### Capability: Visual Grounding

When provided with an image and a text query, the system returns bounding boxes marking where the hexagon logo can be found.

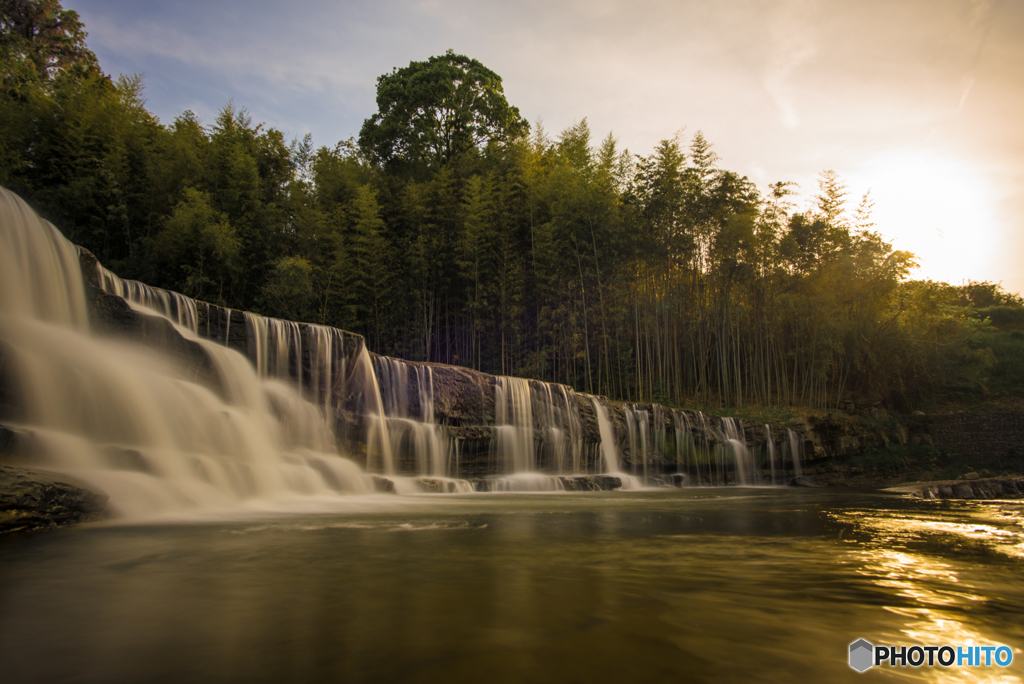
[849,639,874,672]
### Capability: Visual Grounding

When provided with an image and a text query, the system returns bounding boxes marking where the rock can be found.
[670,473,687,487]
[960,472,981,480]
[868,407,888,421]
[596,475,623,490]
[789,476,824,488]
[0,465,108,533]
[999,480,1021,498]
[371,476,395,493]
[912,411,926,417]
[104,446,154,473]
[953,482,975,499]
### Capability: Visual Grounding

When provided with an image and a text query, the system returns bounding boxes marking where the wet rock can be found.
[559,476,600,492]
[414,478,441,493]
[371,476,395,493]
[413,477,471,493]
[789,476,824,488]
[104,447,154,473]
[596,475,623,490]
[953,482,975,499]
[0,465,108,533]
[670,473,688,487]
[960,472,981,481]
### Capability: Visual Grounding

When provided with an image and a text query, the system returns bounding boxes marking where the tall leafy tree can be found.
[358,50,529,174]
[0,0,97,91]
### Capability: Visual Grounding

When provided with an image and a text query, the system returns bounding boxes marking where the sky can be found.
[65,0,1024,294]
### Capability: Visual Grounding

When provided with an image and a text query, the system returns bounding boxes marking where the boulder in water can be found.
[0,465,108,533]
[371,476,396,493]
[789,476,824,488]
[595,475,623,490]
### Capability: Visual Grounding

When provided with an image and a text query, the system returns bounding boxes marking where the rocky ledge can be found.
[884,476,1024,501]
[0,466,108,534]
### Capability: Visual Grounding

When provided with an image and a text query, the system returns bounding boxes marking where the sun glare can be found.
[849,150,998,285]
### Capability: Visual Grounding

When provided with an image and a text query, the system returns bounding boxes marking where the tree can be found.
[358,50,528,173]
[815,169,848,227]
[0,0,97,91]
[155,188,239,303]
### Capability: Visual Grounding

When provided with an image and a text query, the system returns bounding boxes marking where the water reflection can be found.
[0,490,1021,683]
[833,505,1024,683]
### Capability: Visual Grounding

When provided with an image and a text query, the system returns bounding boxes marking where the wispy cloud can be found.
[764,0,817,128]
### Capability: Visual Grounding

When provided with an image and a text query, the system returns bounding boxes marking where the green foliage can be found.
[0,0,97,93]
[263,256,313,320]
[954,280,1024,309]
[359,50,528,174]
[977,330,1024,395]
[155,188,238,303]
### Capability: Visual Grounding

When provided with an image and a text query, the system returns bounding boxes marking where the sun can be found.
[848,149,998,285]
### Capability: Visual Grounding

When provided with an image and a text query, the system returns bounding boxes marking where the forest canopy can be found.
[2,0,1019,411]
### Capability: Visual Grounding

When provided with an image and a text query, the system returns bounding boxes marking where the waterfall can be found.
[765,424,777,485]
[0,188,382,519]
[625,405,650,483]
[591,397,619,473]
[537,384,584,475]
[590,397,640,489]
[721,418,756,486]
[494,376,535,473]
[98,267,198,333]
[373,356,458,482]
[491,377,563,491]
[787,428,804,478]
[242,312,302,390]
[1,186,787,508]
[673,410,692,477]
[560,386,584,474]
[0,190,89,330]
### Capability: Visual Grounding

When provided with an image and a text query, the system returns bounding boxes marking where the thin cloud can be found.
[764,1,818,128]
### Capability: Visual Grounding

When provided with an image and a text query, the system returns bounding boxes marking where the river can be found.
[1,488,1022,683]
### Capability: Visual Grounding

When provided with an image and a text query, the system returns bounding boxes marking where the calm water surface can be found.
[1,488,1022,683]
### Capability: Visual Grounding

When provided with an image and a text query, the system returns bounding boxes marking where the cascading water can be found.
[243,312,302,390]
[491,377,563,491]
[1,187,801,509]
[787,428,804,479]
[720,418,756,486]
[622,405,651,483]
[765,424,777,485]
[672,410,693,478]
[0,188,377,518]
[372,356,472,493]
[590,397,640,489]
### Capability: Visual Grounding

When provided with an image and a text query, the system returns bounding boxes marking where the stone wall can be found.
[928,412,1024,459]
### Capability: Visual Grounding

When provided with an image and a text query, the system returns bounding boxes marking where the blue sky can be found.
[66,0,1024,293]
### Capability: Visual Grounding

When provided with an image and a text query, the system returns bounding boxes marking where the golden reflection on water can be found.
[833,504,1024,683]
